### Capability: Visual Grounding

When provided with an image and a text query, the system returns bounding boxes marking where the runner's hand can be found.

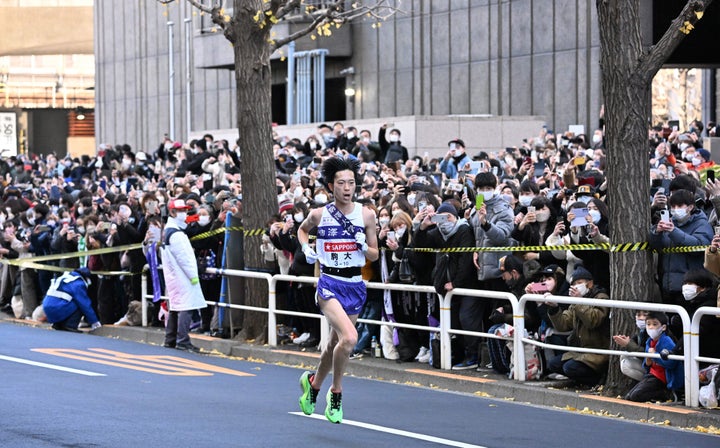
[355,232,368,252]
[302,243,318,264]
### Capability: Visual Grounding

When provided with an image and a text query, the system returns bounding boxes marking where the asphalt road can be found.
[1,321,717,448]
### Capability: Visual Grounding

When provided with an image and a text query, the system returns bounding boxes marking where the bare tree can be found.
[157,0,399,342]
[598,0,712,396]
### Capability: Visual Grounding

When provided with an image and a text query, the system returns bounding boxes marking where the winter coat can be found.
[415,221,477,290]
[160,220,207,312]
[683,288,720,362]
[439,153,472,179]
[644,333,684,391]
[469,195,515,281]
[649,209,713,293]
[42,271,99,325]
[547,286,610,372]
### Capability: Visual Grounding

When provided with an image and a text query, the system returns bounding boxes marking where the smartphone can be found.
[293,171,302,181]
[715,226,720,236]
[449,183,463,192]
[657,187,665,195]
[418,201,427,212]
[533,162,547,178]
[100,179,107,190]
[468,161,482,174]
[530,282,549,293]
[708,170,716,183]
[660,209,671,223]
[527,206,536,214]
[476,194,484,210]
[574,156,586,166]
[524,157,532,166]
[386,122,395,128]
[387,231,396,241]
[430,214,449,224]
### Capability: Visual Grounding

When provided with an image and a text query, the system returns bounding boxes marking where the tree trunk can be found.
[230,2,277,342]
[597,0,653,396]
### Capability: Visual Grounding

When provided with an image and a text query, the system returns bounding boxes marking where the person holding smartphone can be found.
[649,189,713,304]
[439,138,472,179]
[415,201,478,369]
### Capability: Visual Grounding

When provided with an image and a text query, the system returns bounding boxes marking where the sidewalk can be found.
[8,317,720,434]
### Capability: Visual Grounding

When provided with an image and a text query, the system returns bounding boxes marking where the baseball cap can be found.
[448,138,465,148]
[167,199,192,211]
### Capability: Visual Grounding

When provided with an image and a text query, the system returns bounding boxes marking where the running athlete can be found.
[297,157,379,424]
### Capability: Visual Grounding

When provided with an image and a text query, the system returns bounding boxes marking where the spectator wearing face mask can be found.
[439,139,472,179]
[671,269,720,367]
[649,189,713,305]
[416,201,479,370]
[544,266,610,386]
[466,172,515,330]
[512,196,565,267]
[187,205,222,335]
[379,124,408,164]
[613,310,651,383]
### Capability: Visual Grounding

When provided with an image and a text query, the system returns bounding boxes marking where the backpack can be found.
[487,323,512,374]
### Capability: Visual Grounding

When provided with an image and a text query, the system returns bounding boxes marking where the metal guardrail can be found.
[689,306,720,407]
[141,267,719,408]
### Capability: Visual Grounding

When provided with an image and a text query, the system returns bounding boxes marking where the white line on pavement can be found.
[0,354,106,376]
[289,412,487,448]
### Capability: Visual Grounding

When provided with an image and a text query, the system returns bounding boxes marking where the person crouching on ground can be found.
[42,267,101,333]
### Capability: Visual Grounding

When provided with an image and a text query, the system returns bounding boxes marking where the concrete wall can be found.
[95,0,603,151]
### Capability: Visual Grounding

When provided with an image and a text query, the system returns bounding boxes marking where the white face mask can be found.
[589,209,601,223]
[636,319,647,331]
[347,132,355,140]
[671,207,688,221]
[692,157,702,167]
[293,212,304,223]
[389,134,399,143]
[682,284,699,301]
[519,195,534,207]
[647,327,664,340]
[480,190,495,202]
[573,282,588,296]
[176,212,187,222]
[379,217,390,227]
[77,207,85,215]
[395,226,407,238]
[198,215,211,226]
[407,194,416,205]
[592,134,602,144]
[314,194,327,204]
[535,210,550,223]
[501,193,514,204]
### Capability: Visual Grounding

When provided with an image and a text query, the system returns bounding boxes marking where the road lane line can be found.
[289,412,487,448]
[0,354,106,376]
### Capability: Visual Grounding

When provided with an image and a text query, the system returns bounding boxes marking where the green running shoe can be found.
[298,371,318,415]
[325,389,343,424]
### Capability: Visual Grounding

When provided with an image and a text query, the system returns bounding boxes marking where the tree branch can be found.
[272,0,401,50]
[636,0,713,84]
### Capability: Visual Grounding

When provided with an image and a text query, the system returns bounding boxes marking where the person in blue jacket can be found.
[42,267,101,333]
[624,311,684,402]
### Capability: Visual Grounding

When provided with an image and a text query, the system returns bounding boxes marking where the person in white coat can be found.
[161,199,207,352]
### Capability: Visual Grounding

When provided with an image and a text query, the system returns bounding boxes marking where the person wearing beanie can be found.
[415,200,478,370]
[42,267,101,333]
[543,265,610,386]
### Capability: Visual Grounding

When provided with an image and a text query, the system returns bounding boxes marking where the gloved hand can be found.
[90,322,102,331]
[302,243,318,264]
[355,232,368,252]
[190,277,200,285]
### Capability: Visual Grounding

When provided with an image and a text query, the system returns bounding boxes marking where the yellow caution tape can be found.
[408,242,706,254]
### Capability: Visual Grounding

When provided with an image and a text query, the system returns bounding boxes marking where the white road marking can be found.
[289,412,487,448]
[0,354,106,376]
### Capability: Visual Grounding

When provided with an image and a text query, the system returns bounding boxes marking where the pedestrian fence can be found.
[141,268,720,408]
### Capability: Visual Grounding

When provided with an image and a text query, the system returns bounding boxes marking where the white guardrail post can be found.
[689,306,720,407]
[141,267,148,327]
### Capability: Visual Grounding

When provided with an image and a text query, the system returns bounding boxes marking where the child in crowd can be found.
[612,310,650,382]
[624,311,683,402]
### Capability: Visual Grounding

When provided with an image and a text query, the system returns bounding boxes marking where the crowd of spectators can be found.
[1,116,719,403]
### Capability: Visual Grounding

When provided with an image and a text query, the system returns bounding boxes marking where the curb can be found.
[89,324,720,433]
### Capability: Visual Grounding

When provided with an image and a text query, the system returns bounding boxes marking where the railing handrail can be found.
[518,293,692,406]
[140,267,719,408]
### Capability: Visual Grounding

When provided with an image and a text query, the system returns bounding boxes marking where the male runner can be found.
[297,157,379,424]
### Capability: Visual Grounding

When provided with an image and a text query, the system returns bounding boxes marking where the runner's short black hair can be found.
[321,157,361,190]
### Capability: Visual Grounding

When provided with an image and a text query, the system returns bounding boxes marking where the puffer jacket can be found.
[547,286,610,372]
[469,195,515,281]
[649,209,713,293]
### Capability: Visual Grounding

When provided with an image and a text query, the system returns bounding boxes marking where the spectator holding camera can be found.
[544,266,610,386]
[649,189,713,305]
[415,201,478,370]
[439,139,472,179]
